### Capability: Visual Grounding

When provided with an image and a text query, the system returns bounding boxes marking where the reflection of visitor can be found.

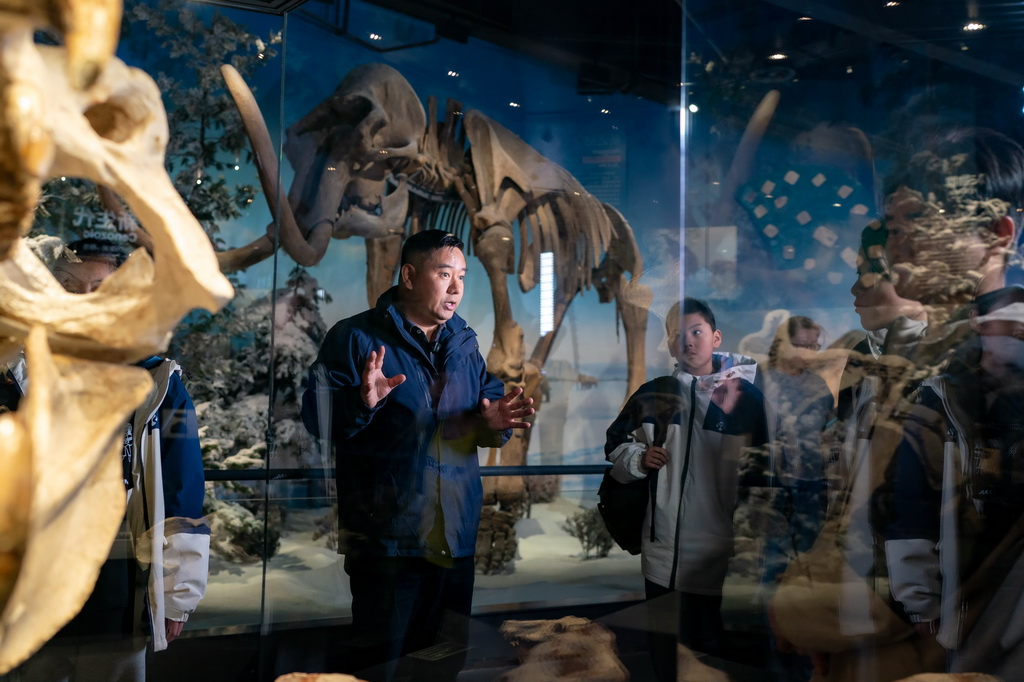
[300,230,533,682]
[761,317,832,577]
[605,298,767,679]
[882,285,1024,677]
[759,316,833,681]
[4,239,209,682]
[769,128,1024,682]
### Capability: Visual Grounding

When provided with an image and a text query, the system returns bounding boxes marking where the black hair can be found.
[883,127,1024,214]
[682,297,717,331]
[400,230,465,268]
[65,238,131,267]
[667,297,717,338]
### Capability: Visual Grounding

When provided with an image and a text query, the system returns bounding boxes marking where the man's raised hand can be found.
[481,386,535,431]
[361,346,406,409]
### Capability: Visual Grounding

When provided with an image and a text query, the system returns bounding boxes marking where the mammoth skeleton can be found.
[222,63,650,505]
[0,0,232,671]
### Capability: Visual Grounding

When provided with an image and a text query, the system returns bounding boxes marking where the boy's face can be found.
[850,258,924,332]
[669,312,722,376]
[882,185,996,304]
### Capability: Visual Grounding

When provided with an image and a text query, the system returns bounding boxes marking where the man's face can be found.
[53,258,117,294]
[400,246,466,330]
[669,312,722,376]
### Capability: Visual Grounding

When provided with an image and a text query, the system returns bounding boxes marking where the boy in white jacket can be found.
[605,297,767,679]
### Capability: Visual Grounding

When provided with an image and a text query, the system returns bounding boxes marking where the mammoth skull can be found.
[283,62,422,241]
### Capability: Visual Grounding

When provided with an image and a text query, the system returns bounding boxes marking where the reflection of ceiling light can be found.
[768,53,787,60]
[447,70,459,77]
[369,32,382,40]
[963,22,986,31]
[688,103,699,113]
[509,102,521,108]
[797,16,812,20]
[846,65,854,73]
[885,1,899,6]
[600,108,610,114]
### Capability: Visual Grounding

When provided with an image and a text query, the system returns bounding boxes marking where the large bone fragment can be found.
[0,327,152,673]
[496,617,629,682]
[0,45,232,360]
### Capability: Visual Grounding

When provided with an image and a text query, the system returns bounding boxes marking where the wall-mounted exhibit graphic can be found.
[0,0,232,673]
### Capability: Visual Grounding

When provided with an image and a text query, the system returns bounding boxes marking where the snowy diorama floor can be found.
[191,499,647,633]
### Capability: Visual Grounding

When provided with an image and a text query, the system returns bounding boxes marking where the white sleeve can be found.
[885,538,941,623]
[161,531,210,621]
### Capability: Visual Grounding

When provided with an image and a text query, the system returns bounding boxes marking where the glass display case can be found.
[7,0,1024,680]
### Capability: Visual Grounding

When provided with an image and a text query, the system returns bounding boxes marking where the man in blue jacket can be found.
[301,229,534,682]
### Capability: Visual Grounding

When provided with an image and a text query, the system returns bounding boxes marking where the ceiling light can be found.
[369,32,382,40]
[963,22,986,31]
[768,53,788,61]
[688,103,699,113]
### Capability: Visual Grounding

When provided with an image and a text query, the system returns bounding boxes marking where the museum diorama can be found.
[1,0,1023,680]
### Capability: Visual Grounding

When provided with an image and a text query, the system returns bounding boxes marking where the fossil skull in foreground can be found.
[0,0,233,672]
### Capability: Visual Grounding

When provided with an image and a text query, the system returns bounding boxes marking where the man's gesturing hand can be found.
[361,346,406,408]
[481,386,535,431]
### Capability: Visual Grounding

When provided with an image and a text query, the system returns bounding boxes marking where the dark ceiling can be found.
[200,0,1024,106]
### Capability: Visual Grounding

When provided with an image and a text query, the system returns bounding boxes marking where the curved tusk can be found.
[712,89,780,227]
[215,233,275,273]
[219,64,331,268]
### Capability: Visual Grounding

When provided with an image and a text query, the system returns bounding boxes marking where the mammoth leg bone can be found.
[474,220,533,513]
[365,233,402,306]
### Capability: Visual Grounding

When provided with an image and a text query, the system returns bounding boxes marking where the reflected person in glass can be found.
[769,128,1024,682]
[881,284,1024,679]
[3,238,209,682]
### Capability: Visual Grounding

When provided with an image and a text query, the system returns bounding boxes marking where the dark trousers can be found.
[644,579,724,682]
[340,553,475,682]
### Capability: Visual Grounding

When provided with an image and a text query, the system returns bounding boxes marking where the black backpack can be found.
[598,375,688,555]
[597,470,656,555]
